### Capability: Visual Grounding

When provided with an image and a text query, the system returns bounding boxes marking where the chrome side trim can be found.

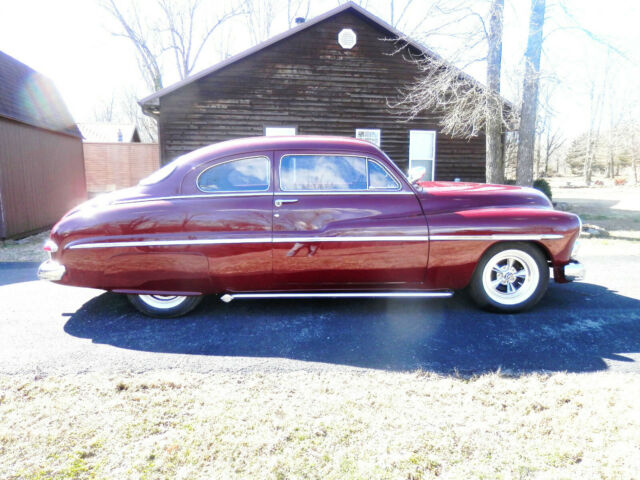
[67,238,273,249]
[275,191,414,196]
[220,291,453,303]
[113,190,415,204]
[66,233,562,249]
[272,235,430,243]
[429,234,563,241]
[67,236,429,249]
[114,193,273,205]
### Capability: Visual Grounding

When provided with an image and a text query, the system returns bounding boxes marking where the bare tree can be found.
[92,95,117,123]
[102,0,165,92]
[287,0,311,27]
[103,0,240,88]
[534,81,563,177]
[395,2,514,139]
[485,0,504,184]
[389,0,416,29]
[583,55,607,185]
[157,0,241,80]
[394,1,517,183]
[516,0,545,187]
[242,0,278,44]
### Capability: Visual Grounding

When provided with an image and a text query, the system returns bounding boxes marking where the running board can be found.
[220,291,453,303]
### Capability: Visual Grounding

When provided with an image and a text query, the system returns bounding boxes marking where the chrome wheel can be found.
[481,249,540,306]
[137,294,188,310]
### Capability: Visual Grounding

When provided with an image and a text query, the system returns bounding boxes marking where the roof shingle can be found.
[0,50,81,137]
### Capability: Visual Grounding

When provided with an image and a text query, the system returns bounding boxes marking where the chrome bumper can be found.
[37,260,66,281]
[563,259,585,282]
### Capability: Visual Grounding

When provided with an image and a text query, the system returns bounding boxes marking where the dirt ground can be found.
[550,177,640,240]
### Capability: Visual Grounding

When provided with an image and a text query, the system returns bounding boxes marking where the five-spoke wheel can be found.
[470,243,549,312]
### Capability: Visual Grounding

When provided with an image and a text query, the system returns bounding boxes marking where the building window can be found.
[355,128,381,146]
[338,28,357,49]
[409,130,436,181]
[265,126,296,136]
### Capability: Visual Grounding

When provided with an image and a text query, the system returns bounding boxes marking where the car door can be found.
[178,152,274,292]
[272,150,429,289]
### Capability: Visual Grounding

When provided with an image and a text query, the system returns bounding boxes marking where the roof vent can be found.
[338,28,357,49]
[295,17,305,24]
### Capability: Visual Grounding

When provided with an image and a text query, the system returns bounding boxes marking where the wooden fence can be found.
[83,142,160,195]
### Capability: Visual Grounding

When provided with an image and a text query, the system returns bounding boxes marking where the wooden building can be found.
[140,2,489,181]
[0,50,86,239]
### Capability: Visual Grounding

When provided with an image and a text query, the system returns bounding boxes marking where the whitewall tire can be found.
[127,294,203,318]
[469,242,549,312]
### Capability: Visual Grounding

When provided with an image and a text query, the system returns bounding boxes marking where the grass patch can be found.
[0,231,49,262]
[1,370,639,479]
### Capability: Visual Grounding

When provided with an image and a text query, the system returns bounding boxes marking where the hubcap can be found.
[481,249,539,305]
[138,294,188,310]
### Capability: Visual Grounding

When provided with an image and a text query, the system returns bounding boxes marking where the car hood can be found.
[415,181,552,215]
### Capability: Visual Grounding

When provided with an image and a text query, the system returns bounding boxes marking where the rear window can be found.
[197,156,270,193]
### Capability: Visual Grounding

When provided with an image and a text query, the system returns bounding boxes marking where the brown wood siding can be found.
[0,117,86,238]
[83,142,160,195]
[158,10,486,181]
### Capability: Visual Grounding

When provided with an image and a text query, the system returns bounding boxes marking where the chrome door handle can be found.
[275,198,298,207]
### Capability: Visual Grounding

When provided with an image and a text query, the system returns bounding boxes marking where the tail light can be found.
[43,239,58,259]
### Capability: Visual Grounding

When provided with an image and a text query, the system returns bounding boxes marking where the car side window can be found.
[280,155,367,191]
[280,155,401,192]
[367,159,400,190]
[197,156,270,193]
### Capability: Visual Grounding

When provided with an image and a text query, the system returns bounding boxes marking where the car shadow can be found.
[63,281,640,375]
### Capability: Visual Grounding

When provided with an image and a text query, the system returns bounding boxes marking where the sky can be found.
[0,0,638,139]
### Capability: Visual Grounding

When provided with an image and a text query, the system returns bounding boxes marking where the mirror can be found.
[408,166,426,184]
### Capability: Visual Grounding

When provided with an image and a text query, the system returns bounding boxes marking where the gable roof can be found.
[78,122,141,143]
[139,1,495,114]
[0,50,81,138]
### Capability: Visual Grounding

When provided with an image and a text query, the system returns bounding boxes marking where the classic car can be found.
[38,136,584,317]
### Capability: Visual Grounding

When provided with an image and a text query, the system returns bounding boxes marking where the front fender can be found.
[424,208,580,289]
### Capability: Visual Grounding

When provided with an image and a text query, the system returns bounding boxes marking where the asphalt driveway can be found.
[1,245,639,376]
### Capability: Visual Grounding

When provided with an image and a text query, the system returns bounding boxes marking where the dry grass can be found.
[1,370,639,479]
[552,181,640,239]
[0,231,49,262]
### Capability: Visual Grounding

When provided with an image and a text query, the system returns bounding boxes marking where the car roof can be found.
[174,135,385,167]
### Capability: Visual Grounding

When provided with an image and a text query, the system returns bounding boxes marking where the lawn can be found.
[1,370,639,479]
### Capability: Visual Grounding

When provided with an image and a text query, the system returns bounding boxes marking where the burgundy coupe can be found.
[38,136,584,317]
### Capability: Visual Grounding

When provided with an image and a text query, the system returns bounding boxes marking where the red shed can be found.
[0,50,86,239]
